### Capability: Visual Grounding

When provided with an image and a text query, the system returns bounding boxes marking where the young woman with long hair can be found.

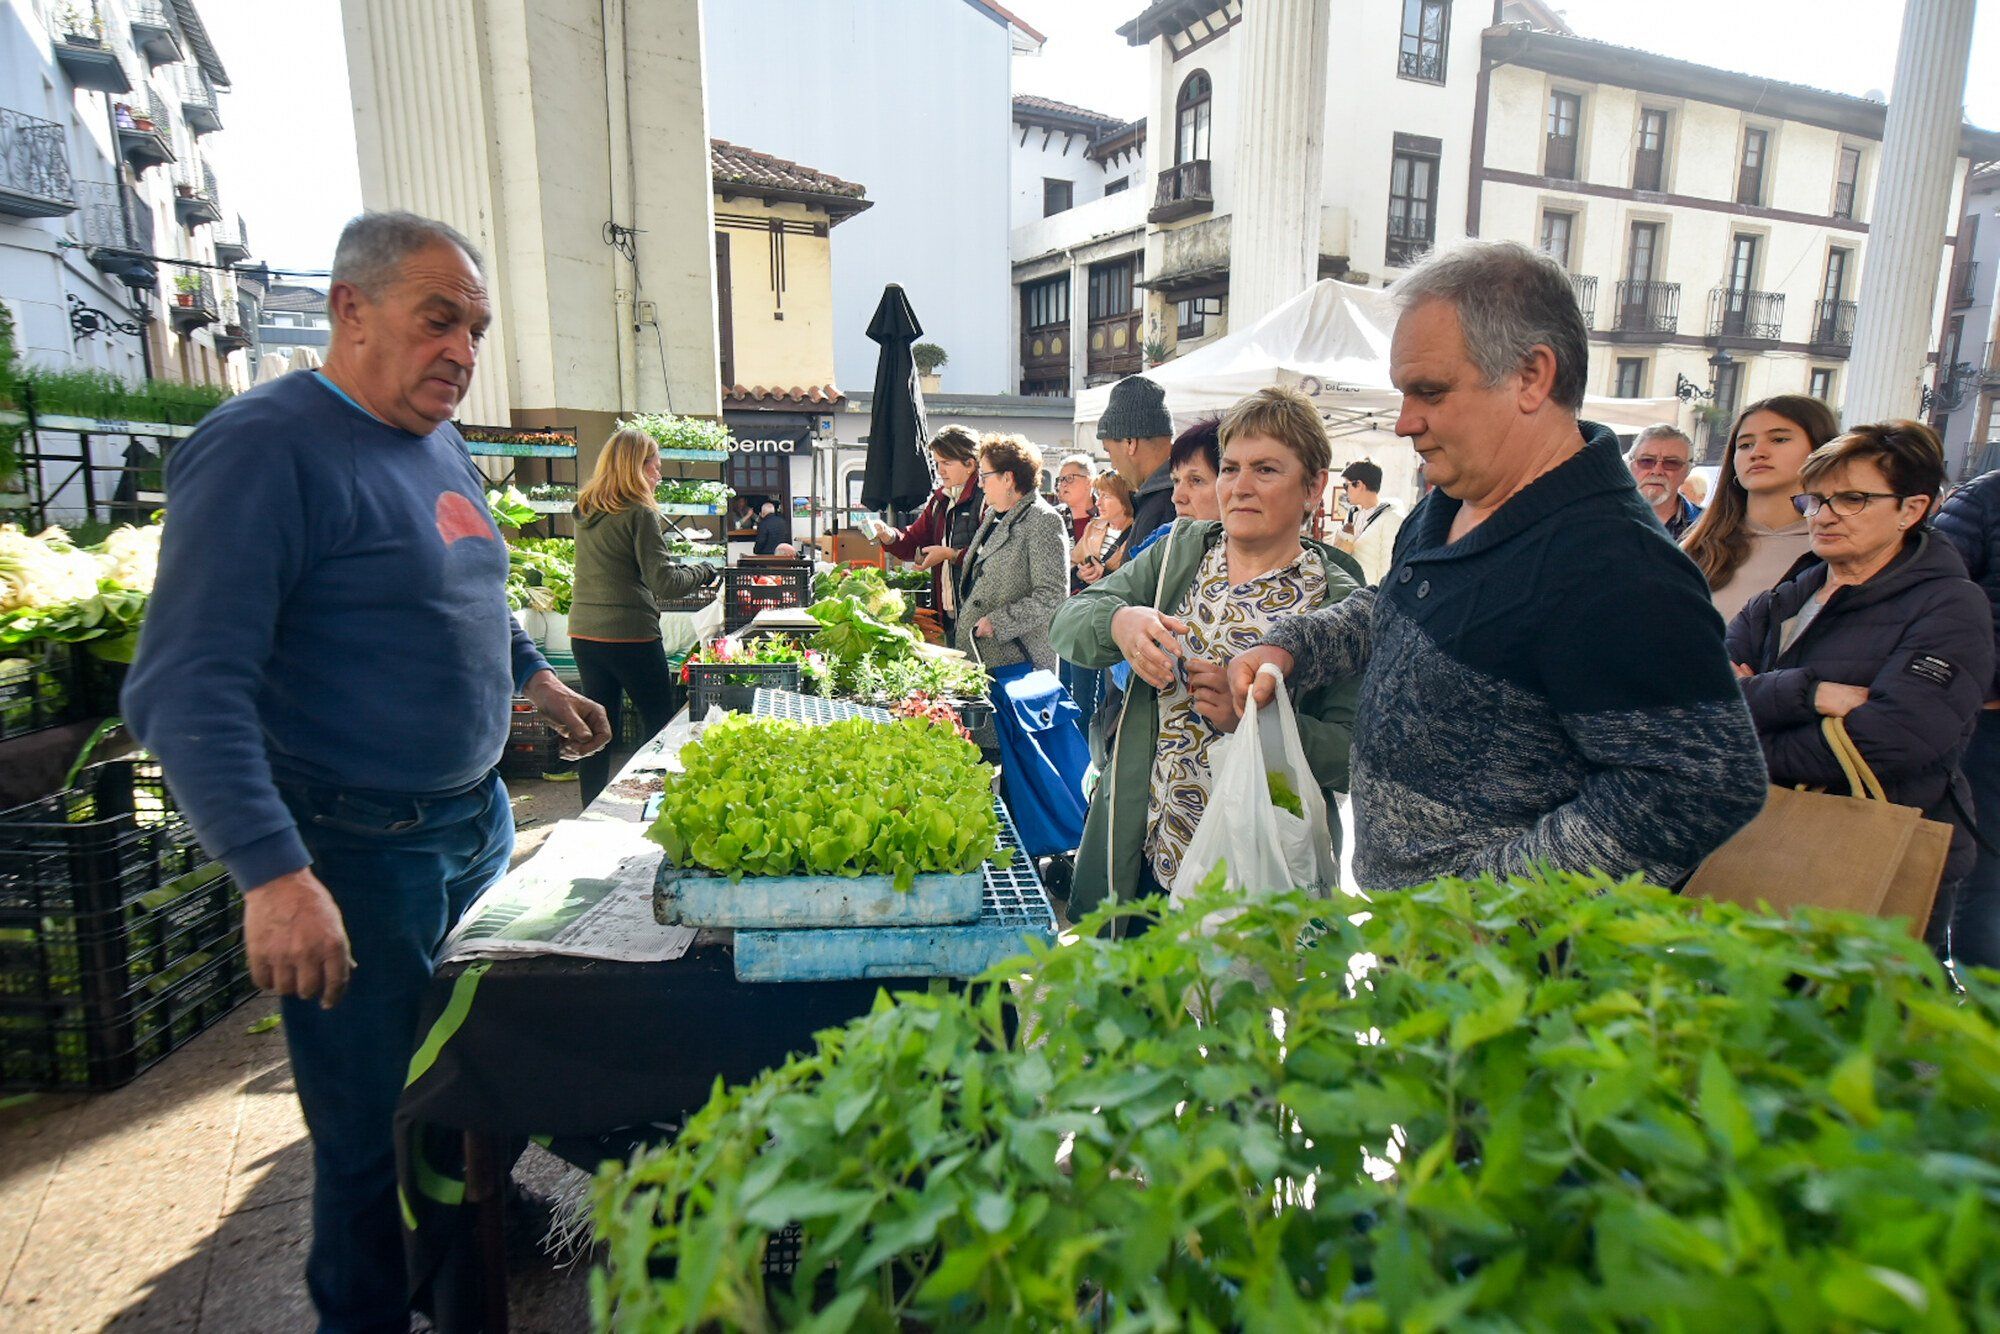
[1681,394,1841,622]
[569,426,712,803]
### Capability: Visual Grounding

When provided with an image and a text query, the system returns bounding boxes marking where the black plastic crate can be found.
[499,731,574,778]
[721,561,812,634]
[0,939,252,1092]
[0,759,211,921]
[686,662,800,721]
[659,588,720,614]
[75,651,127,719]
[0,641,81,740]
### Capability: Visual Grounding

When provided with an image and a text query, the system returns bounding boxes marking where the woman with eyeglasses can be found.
[954,433,1070,674]
[1682,395,1842,623]
[1728,420,1993,954]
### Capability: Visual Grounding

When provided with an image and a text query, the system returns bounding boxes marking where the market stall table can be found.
[395,691,1055,1332]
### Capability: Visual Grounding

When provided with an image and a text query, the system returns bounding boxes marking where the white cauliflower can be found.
[0,525,106,612]
[97,524,161,593]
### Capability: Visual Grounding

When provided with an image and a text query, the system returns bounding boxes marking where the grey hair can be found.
[1627,423,1693,460]
[1057,453,1096,478]
[1389,239,1589,411]
[330,211,484,299]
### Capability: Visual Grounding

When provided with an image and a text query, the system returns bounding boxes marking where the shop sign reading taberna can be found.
[723,413,815,458]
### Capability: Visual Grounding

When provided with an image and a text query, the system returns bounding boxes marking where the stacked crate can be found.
[0,760,251,1091]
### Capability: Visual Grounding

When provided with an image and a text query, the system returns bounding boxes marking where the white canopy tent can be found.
[1075,280,1687,509]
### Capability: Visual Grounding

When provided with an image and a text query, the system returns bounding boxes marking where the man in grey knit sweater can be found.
[1227,242,1766,890]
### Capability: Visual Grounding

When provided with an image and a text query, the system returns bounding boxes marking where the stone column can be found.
[1845,0,1976,424]
[1226,0,1331,329]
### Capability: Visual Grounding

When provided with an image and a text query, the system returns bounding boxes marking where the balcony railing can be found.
[1810,299,1856,352]
[1544,133,1578,181]
[173,163,221,229]
[1148,159,1213,225]
[128,1,184,66]
[1833,179,1857,221]
[1398,48,1444,83]
[1386,214,1433,269]
[1086,311,1143,380]
[1569,274,1597,330]
[213,215,250,265]
[0,108,76,218]
[49,5,133,95]
[169,272,218,331]
[74,179,156,290]
[179,66,221,135]
[1953,260,1979,308]
[1708,287,1786,341]
[1612,280,1680,336]
[114,89,175,171]
[1020,321,1068,379]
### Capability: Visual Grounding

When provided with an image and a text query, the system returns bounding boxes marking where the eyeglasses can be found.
[1631,456,1690,473]
[1792,491,1904,518]
[979,471,1004,481]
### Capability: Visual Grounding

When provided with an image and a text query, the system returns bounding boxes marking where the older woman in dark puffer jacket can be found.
[1729,421,1993,954]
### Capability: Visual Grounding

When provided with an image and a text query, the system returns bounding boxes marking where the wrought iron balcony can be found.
[173,165,221,229]
[1569,274,1597,330]
[1953,260,1979,309]
[114,89,174,171]
[179,67,222,136]
[1612,280,1680,337]
[1832,178,1857,221]
[213,215,250,266]
[0,108,76,218]
[1148,159,1213,225]
[1708,287,1786,342]
[169,272,218,332]
[74,179,157,290]
[49,6,132,95]
[128,1,184,67]
[1385,214,1433,269]
[214,320,250,355]
[1809,299,1856,354]
[1544,133,1579,181]
[1398,48,1445,83]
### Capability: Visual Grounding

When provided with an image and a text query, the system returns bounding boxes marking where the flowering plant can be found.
[683,634,828,691]
[459,426,577,449]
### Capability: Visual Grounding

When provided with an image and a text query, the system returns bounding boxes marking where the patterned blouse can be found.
[1145,541,1330,888]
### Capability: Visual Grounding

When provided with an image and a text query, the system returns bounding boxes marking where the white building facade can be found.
[704,0,1040,398]
[1,0,248,389]
[1013,1,1998,466]
[1937,166,2000,475]
[1476,24,1997,463]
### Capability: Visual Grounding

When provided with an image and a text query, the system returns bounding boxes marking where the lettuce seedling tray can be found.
[726,690,1058,981]
[653,862,984,929]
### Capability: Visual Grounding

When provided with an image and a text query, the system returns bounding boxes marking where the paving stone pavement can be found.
[0,776,599,1332]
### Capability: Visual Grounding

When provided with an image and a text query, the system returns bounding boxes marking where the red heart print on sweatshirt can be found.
[435,491,495,545]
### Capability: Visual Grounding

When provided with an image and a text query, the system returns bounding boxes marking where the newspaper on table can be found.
[440,815,695,964]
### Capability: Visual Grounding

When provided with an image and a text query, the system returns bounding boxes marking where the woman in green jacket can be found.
[570,426,713,803]
[1050,387,1362,924]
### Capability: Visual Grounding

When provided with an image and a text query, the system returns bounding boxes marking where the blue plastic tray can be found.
[728,691,1058,982]
[654,863,984,929]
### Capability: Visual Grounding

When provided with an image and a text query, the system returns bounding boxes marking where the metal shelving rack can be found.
[1,398,197,530]
[458,424,579,537]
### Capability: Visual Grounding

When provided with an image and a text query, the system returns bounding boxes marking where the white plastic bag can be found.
[1170,663,1337,904]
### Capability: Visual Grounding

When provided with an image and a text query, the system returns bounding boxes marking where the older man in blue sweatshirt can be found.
[1227,240,1767,891]
[124,212,610,1333]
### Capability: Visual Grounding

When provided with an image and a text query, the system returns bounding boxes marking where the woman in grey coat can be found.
[956,433,1071,672]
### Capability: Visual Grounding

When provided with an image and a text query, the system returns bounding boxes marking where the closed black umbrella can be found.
[861,284,933,515]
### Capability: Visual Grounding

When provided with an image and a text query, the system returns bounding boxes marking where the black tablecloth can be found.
[395,940,931,1329]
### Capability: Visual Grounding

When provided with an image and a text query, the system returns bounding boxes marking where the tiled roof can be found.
[711,140,867,203]
[724,384,846,406]
[261,283,326,315]
[1012,94,1125,131]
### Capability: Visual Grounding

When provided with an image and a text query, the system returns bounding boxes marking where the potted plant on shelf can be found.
[912,342,948,394]
[172,274,202,308]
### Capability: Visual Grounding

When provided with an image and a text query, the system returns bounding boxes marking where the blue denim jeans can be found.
[276,774,513,1334]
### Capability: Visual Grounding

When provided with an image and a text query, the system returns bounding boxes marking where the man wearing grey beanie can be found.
[1098,375,1177,555]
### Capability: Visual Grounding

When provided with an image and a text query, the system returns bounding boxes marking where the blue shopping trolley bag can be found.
[983,657,1092,858]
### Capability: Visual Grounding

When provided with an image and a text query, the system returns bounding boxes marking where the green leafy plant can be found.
[507,536,574,615]
[645,713,1000,888]
[485,486,535,530]
[1265,769,1304,817]
[594,868,2000,1329]
[657,478,734,509]
[0,522,157,653]
[171,273,204,295]
[912,343,949,376]
[0,367,229,428]
[623,412,730,455]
